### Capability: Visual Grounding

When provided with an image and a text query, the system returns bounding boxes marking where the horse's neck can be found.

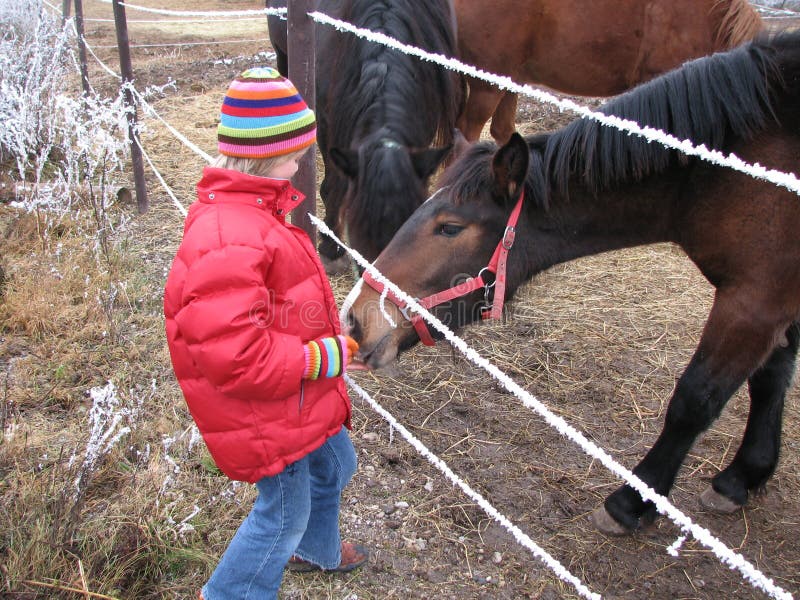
[522,179,677,276]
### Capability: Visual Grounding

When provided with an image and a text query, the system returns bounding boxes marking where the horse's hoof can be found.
[590,506,631,536]
[322,254,351,276]
[699,486,741,514]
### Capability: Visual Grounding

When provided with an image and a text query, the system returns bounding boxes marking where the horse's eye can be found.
[437,223,464,237]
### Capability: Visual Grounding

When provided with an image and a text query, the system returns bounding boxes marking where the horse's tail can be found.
[714,0,764,49]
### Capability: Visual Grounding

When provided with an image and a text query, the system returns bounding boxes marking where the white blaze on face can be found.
[339,277,365,330]
[339,271,399,332]
[424,185,449,203]
[378,285,397,328]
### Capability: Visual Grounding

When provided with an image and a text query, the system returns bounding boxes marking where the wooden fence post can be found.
[72,0,91,96]
[111,0,149,213]
[287,0,317,244]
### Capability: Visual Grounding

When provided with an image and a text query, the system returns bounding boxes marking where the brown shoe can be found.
[286,541,369,573]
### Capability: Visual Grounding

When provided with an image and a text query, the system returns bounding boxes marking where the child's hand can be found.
[303,335,360,379]
[342,335,359,367]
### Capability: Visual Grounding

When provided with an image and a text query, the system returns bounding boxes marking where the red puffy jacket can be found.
[164,167,351,483]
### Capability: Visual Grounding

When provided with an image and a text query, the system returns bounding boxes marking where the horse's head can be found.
[330,131,452,262]
[345,132,531,369]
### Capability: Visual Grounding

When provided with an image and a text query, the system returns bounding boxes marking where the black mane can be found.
[518,31,800,208]
[327,0,462,150]
[325,0,464,246]
[442,33,798,212]
[437,32,800,213]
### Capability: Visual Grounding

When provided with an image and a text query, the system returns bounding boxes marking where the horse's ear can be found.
[491,132,529,202]
[410,146,452,180]
[330,147,358,178]
[451,128,472,161]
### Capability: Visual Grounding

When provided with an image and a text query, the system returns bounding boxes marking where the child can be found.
[164,67,367,600]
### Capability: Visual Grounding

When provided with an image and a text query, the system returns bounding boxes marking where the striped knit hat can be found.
[218,67,316,159]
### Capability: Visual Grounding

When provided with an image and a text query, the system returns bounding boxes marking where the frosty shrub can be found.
[67,380,142,529]
[0,0,134,259]
[1,0,75,180]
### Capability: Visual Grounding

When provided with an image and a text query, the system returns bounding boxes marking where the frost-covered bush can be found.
[0,0,133,255]
[1,0,75,178]
[65,380,144,531]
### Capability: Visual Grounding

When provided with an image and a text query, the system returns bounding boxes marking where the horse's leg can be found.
[265,1,288,76]
[595,290,783,533]
[488,91,518,144]
[701,322,798,511]
[275,46,288,78]
[457,77,504,142]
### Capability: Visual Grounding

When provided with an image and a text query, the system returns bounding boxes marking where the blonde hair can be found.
[212,150,306,178]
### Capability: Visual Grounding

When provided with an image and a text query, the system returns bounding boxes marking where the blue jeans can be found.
[202,427,357,600]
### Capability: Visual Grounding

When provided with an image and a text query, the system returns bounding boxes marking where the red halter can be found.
[362,190,525,346]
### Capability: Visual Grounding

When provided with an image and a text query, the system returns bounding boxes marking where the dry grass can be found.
[1,1,799,598]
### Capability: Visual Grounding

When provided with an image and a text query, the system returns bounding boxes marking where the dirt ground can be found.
[52,1,800,598]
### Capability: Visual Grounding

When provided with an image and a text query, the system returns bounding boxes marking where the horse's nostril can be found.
[345,312,362,344]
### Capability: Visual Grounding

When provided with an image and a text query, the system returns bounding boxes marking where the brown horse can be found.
[345,31,800,534]
[455,0,763,143]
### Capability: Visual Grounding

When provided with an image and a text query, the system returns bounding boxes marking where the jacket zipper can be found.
[299,380,305,419]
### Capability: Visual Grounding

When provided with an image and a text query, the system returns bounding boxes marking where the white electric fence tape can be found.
[345,375,601,600]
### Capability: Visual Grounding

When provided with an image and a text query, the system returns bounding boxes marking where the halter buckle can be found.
[475,267,494,318]
[398,302,416,322]
[502,226,516,250]
[477,267,495,287]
